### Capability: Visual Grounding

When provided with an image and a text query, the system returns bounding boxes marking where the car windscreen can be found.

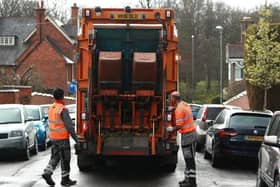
[40,106,49,117]
[0,108,22,124]
[191,105,201,113]
[229,114,271,129]
[206,108,224,120]
[67,106,76,113]
[26,107,40,120]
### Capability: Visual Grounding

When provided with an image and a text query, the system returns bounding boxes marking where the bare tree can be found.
[0,0,36,17]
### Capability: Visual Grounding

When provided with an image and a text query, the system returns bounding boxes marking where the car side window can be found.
[267,115,280,136]
[215,110,225,124]
[196,107,204,119]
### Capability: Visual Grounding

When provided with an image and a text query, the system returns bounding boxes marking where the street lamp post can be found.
[191,35,195,102]
[216,25,223,104]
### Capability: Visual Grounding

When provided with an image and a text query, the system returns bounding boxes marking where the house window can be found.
[233,59,244,81]
[0,36,15,46]
[234,65,243,81]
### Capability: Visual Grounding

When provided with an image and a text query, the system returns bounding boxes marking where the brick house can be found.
[0,1,78,95]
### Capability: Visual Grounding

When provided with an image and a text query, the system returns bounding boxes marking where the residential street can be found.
[0,144,257,187]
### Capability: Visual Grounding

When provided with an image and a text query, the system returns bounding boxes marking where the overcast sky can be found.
[56,0,279,10]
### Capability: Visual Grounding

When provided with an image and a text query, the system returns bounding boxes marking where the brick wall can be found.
[17,40,68,92]
[31,92,75,105]
[0,86,75,105]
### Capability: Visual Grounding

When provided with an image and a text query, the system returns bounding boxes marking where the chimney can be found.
[240,17,254,43]
[71,3,78,25]
[35,1,45,42]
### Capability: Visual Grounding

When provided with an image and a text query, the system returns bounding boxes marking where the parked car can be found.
[189,104,202,120]
[0,104,38,160]
[257,111,280,187]
[66,104,76,126]
[204,109,272,168]
[25,105,50,150]
[195,104,241,151]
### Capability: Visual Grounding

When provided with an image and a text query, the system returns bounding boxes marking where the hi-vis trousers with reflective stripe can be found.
[43,140,71,178]
[181,132,196,182]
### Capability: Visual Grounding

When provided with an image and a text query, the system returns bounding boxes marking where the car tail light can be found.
[217,129,238,138]
[202,108,208,121]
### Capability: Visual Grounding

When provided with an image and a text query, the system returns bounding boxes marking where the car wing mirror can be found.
[167,106,175,112]
[206,120,214,127]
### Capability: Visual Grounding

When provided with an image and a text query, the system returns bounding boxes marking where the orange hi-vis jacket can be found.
[48,102,70,140]
[175,101,196,134]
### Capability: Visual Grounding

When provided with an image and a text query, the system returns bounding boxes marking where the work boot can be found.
[179,178,197,187]
[61,176,77,186]
[42,173,55,186]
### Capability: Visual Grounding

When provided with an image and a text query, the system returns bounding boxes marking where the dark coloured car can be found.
[195,104,241,151]
[189,104,201,120]
[257,111,280,187]
[204,109,272,168]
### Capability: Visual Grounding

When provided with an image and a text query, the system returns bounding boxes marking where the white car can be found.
[66,104,76,126]
[0,104,38,160]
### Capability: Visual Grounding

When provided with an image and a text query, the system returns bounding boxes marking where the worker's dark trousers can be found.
[181,132,196,183]
[43,139,71,178]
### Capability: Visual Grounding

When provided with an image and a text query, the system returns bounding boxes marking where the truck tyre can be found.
[77,153,92,172]
[160,154,177,172]
[163,164,177,172]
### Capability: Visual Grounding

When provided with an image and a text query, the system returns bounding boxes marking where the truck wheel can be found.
[163,164,177,172]
[77,153,92,172]
[160,154,177,172]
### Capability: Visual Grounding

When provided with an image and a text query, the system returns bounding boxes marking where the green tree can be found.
[244,8,280,110]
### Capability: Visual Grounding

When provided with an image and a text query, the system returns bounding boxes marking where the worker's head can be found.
[53,88,64,100]
[170,91,181,105]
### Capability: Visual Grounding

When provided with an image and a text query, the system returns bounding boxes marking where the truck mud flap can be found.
[102,136,149,156]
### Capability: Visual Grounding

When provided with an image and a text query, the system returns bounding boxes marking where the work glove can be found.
[74,142,81,154]
[166,126,175,132]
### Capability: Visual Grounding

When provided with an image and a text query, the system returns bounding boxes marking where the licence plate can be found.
[247,135,264,142]
[113,14,140,20]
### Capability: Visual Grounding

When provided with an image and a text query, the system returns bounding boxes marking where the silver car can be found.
[0,104,38,160]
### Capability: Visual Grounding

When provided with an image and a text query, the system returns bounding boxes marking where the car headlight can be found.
[10,130,23,137]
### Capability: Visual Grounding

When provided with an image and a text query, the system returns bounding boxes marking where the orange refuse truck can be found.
[75,6,180,171]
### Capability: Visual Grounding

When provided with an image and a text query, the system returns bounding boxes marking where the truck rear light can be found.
[166,10,171,19]
[82,121,88,132]
[81,112,87,120]
[217,129,238,139]
[85,9,91,17]
[95,6,102,16]
[167,114,172,121]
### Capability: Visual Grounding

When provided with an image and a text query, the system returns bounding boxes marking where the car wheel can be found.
[274,174,280,187]
[22,140,31,160]
[40,133,47,151]
[204,147,211,160]
[256,168,268,187]
[211,143,221,168]
[31,136,38,155]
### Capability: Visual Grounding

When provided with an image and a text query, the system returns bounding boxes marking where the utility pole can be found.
[216,25,223,104]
